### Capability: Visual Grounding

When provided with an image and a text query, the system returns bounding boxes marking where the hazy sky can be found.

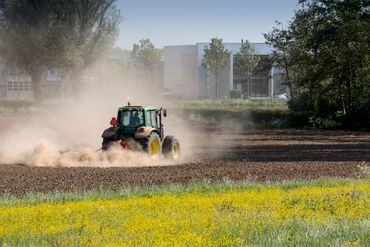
[116,0,300,49]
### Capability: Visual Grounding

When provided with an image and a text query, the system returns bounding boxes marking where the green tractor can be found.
[101,103,180,159]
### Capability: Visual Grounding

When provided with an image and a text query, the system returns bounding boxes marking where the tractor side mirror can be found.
[163,109,167,117]
[110,117,118,126]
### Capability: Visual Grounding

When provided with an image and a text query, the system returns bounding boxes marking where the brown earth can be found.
[0,115,370,196]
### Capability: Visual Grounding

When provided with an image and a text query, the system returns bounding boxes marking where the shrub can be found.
[230,90,242,99]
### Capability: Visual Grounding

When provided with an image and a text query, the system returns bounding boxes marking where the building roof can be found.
[196,42,273,55]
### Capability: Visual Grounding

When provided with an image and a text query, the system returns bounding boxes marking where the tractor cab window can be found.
[121,110,143,128]
[145,110,158,129]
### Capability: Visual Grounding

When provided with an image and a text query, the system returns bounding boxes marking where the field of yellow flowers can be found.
[0,179,369,246]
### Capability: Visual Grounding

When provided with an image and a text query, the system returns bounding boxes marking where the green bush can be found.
[308,116,341,129]
[181,108,310,129]
[230,90,242,99]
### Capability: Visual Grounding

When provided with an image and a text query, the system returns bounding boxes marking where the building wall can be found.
[164,42,284,99]
[0,74,6,98]
[272,66,287,95]
[0,71,64,100]
[163,45,198,99]
[4,74,33,99]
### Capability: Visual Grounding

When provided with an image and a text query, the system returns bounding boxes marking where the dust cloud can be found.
[0,61,249,167]
[0,71,194,167]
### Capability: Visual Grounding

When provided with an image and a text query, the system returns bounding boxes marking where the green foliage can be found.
[235,40,260,73]
[131,38,161,89]
[180,108,309,129]
[179,99,288,111]
[265,22,297,98]
[250,110,310,128]
[0,178,365,206]
[235,40,260,96]
[131,38,161,73]
[229,89,242,99]
[266,0,370,130]
[308,116,341,129]
[202,38,231,99]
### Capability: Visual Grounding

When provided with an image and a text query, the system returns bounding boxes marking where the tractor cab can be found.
[115,106,166,139]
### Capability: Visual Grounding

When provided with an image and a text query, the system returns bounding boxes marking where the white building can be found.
[0,70,64,100]
[164,42,286,99]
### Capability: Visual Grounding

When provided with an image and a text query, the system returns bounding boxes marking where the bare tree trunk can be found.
[340,88,347,114]
[215,74,218,99]
[284,68,294,99]
[29,68,43,102]
[247,71,251,97]
[338,75,347,114]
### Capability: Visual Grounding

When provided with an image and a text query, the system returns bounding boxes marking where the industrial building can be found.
[163,42,286,99]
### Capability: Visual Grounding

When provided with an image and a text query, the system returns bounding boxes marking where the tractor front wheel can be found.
[162,136,180,160]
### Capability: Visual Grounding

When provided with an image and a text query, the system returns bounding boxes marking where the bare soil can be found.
[0,115,369,196]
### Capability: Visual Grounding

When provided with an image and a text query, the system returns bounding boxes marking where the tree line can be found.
[265,0,370,129]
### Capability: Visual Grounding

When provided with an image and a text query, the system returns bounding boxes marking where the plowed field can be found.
[0,116,369,196]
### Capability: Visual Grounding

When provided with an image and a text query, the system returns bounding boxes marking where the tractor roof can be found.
[119,106,158,111]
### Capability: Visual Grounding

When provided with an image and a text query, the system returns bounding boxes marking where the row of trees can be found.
[265,0,370,127]
[202,38,260,98]
[0,0,121,101]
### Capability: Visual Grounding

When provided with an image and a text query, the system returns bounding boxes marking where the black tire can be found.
[162,135,180,159]
[101,127,116,150]
[141,132,162,158]
[102,139,114,150]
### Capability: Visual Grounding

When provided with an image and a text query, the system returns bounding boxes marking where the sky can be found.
[116,0,300,49]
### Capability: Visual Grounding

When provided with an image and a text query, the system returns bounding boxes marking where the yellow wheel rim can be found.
[172,143,179,159]
[150,139,160,157]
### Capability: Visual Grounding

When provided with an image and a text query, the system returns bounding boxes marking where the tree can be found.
[265,22,297,98]
[267,0,370,125]
[0,0,120,102]
[235,40,260,97]
[131,39,161,89]
[202,38,231,99]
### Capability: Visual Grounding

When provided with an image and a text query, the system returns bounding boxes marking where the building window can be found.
[7,81,32,91]
[8,81,18,91]
[7,81,13,91]
[19,81,24,91]
[25,82,31,91]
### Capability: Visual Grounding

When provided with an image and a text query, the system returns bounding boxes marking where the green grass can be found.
[0,99,46,114]
[0,178,367,207]
[168,99,288,111]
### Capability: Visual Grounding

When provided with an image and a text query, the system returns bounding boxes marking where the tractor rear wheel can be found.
[162,136,180,160]
[142,132,162,158]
